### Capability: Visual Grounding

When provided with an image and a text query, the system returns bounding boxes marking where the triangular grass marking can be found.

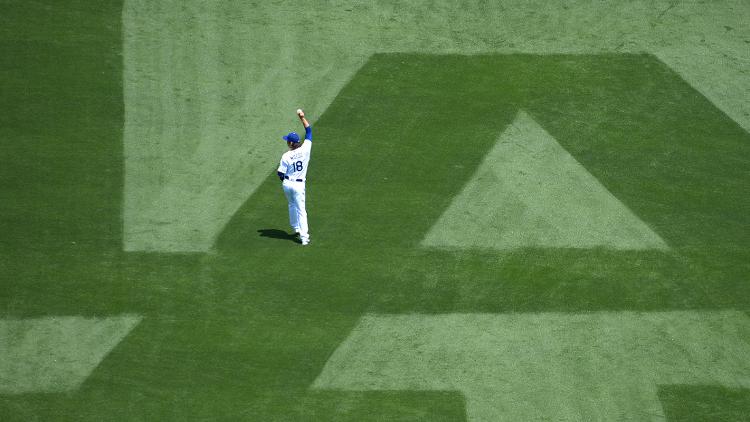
[422,111,668,251]
[0,315,142,394]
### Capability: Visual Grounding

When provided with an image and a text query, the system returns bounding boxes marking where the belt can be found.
[284,176,305,182]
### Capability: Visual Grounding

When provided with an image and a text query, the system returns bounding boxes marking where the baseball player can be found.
[277,109,312,245]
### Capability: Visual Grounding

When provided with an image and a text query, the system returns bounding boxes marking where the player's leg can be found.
[289,199,300,234]
[283,183,299,233]
[294,184,309,245]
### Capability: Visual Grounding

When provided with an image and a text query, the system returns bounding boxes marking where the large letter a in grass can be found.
[422,111,668,251]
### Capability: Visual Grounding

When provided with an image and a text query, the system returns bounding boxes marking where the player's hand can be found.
[296,108,305,118]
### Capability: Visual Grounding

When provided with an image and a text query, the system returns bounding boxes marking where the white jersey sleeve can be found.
[277,155,289,174]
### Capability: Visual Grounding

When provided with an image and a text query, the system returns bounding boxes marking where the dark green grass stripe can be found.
[659,385,750,422]
[0,1,124,252]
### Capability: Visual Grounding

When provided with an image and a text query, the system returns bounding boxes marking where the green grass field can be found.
[2,1,750,421]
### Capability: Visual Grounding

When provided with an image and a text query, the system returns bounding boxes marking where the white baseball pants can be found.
[282,180,309,243]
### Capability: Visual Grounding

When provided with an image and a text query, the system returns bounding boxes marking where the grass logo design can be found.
[314,312,750,421]
[3,2,750,419]
[423,110,668,251]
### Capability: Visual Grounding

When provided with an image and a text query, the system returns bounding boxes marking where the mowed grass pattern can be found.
[2,3,750,422]
[314,312,750,420]
[220,54,750,312]
[422,110,668,251]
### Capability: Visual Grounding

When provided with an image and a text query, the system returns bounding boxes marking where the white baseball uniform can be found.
[277,133,312,244]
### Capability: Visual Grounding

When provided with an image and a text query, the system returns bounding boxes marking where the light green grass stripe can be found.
[123,0,750,252]
[0,315,142,394]
[314,311,750,421]
[422,111,668,251]
[123,0,365,252]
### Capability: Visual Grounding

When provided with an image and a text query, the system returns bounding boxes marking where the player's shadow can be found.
[257,229,299,243]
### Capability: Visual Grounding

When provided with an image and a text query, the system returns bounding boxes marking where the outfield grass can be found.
[2,2,750,421]
[122,0,750,252]
[0,1,123,253]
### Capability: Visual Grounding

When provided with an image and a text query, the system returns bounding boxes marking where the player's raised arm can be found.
[297,108,312,141]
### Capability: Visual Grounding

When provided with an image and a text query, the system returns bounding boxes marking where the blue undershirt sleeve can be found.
[305,126,312,141]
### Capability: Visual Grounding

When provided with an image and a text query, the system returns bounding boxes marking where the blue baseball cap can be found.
[282,132,300,143]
